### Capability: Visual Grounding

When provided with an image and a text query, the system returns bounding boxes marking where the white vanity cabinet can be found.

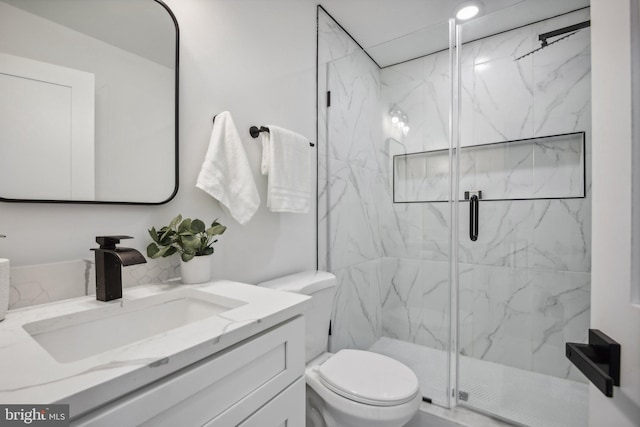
[71,316,305,427]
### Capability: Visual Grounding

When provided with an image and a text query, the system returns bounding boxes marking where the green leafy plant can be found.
[147,215,226,262]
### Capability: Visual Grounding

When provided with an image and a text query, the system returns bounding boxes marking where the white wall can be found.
[590,0,640,425]
[0,0,318,286]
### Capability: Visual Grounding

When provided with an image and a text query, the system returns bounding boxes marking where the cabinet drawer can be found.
[72,316,304,427]
[234,377,305,427]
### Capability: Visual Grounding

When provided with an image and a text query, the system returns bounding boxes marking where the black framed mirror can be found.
[0,0,179,204]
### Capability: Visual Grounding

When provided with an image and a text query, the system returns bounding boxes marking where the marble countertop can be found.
[0,280,309,418]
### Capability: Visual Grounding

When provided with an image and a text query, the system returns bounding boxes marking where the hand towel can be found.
[261,125,311,213]
[0,259,9,321]
[196,111,260,224]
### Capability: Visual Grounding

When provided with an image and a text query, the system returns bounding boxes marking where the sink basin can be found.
[22,289,247,363]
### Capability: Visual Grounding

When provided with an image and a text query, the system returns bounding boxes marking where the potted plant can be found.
[147,215,226,284]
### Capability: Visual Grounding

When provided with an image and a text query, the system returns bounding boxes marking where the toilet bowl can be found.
[305,351,421,427]
[258,271,421,427]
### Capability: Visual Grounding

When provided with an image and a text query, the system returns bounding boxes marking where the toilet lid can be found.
[318,349,419,407]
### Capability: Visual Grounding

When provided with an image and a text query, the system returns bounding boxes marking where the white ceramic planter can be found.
[180,255,211,284]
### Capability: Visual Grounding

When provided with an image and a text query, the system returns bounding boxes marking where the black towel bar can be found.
[249,125,315,147]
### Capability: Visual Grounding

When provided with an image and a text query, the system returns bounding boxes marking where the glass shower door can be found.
[453,5,592,426]
[375,20,455,407]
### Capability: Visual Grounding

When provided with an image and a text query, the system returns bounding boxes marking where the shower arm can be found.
[516,20,591,61]
[539,20,591,47]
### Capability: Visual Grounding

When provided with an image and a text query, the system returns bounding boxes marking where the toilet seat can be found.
[318,349,419,407]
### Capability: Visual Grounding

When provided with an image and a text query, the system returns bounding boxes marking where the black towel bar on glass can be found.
[249,125,315,147]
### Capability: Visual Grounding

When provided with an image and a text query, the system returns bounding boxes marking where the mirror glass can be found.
[0,0,178,204]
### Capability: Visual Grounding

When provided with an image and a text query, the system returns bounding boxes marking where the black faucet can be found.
[91,236,147,302]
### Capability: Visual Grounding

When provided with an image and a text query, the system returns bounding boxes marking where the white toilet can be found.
[258,270,421,427]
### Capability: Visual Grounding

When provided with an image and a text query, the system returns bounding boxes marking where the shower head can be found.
[515,20,590,61]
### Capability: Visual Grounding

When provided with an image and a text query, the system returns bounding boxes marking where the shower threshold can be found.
[369,337,588,427]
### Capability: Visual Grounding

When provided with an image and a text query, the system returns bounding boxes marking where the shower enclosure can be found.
[317,3,591,426]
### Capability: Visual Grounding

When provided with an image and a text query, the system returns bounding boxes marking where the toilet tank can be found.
[258,271,336,362]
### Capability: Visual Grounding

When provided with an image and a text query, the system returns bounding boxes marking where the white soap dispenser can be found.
[0,235,8,321]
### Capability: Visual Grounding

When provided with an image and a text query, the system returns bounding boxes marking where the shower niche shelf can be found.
[393,132,586,203]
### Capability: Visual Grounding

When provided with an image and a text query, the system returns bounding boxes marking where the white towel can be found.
[196,111,260,225]
[261,125,311,213]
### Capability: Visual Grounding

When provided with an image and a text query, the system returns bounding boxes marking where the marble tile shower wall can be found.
[380,9,591,382]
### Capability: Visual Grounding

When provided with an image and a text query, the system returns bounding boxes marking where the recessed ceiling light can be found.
[456,4,480,20]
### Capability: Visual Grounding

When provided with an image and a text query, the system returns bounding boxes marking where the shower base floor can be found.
[368,337,588,427]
